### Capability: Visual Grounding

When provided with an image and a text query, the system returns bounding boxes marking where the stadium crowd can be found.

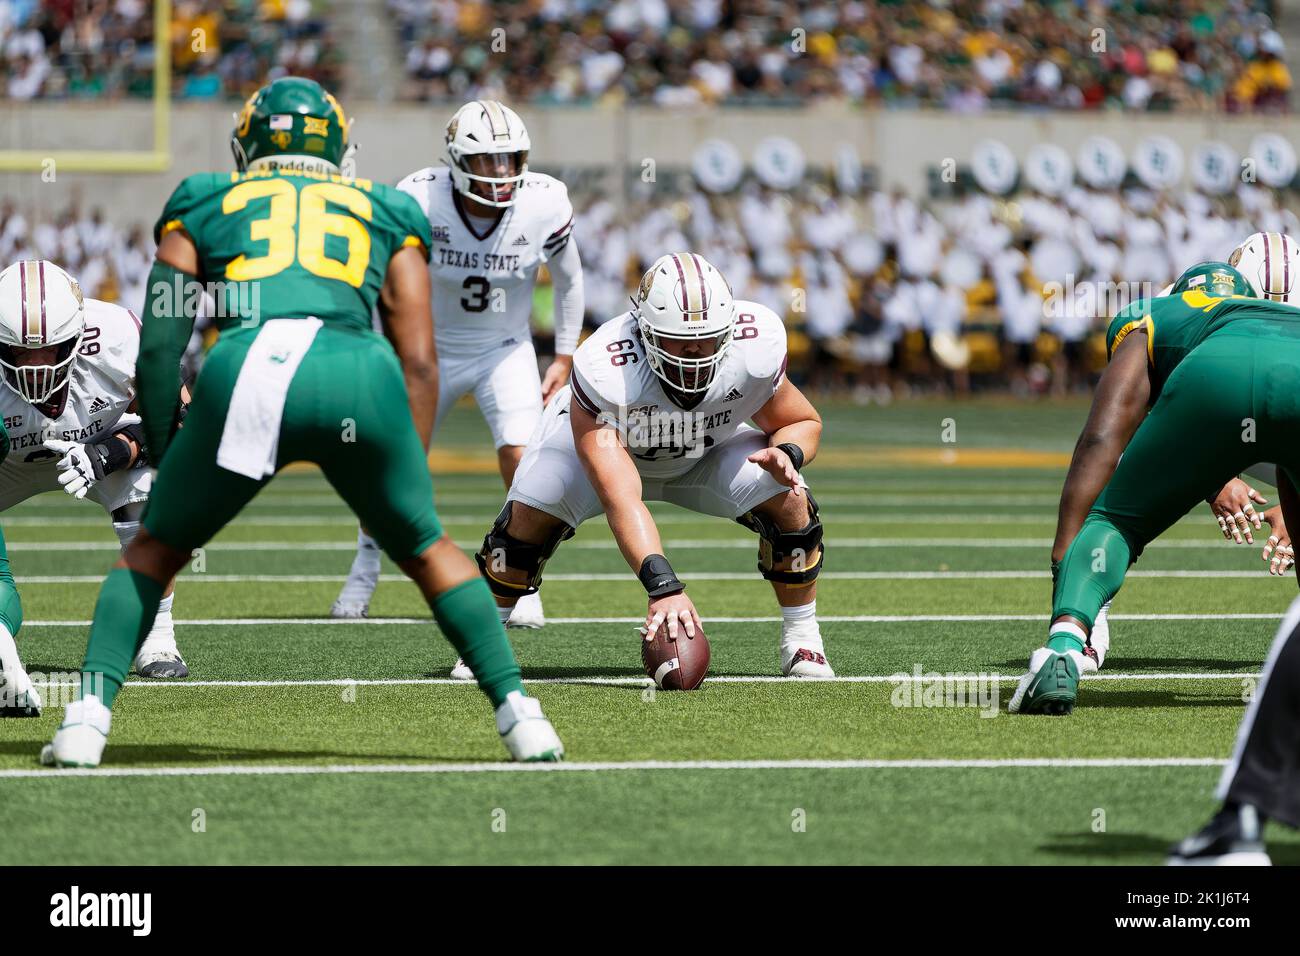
[0,0,339,101]
[1,1,1291,113]
[396,0,1291,112]
[6,175,1297,398]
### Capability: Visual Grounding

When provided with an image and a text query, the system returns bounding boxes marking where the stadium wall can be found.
[3,102,1299,224]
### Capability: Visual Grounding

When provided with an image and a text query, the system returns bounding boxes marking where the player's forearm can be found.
[549,240,584,355]
[767,418,821,467]
[604,497,666,573]
[401,357,438,451]
[1052,434,1126,561]
[138,260,198,462]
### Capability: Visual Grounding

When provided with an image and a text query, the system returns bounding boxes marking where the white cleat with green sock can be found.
[40,695,112,768]
[496,691,564,761]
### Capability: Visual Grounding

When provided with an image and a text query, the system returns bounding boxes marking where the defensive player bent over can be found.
[1010,261,1300,715]
[464,252,832,681]
[41,77,562,767]
[332,100,583,629]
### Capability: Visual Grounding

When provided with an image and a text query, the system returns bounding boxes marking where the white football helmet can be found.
[1228,232,1300,303]
[634,253,737,395]
[0,260,86,405]
[445,100,530,208]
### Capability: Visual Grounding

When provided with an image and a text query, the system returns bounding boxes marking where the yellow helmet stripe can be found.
[324,90,349,140]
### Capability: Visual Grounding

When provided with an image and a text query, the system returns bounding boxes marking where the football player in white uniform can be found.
[0,259,188,708]
[332,99,583,628]
[461,252,833,681]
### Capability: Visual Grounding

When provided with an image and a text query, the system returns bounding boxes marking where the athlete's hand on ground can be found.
[1208,478,1266,543]
[644,592,702,642]
[47,439,107,500]
[1261,506,1295,575]
[747,446,806,496]
[541,355,573,405]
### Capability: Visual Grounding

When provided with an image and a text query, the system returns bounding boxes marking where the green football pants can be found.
[143,323,442,560]
[1054,333,1300,629]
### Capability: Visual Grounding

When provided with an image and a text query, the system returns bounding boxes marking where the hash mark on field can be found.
[0,757,1228,780]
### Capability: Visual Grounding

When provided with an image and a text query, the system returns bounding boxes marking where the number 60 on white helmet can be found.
[0,259,86,405]
[1228,232,1300,303]
[634,252,737,395]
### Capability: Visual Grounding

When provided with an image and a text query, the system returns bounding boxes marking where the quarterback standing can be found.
[332,100,583,628]
[467,252,833,680]
[40,77,562,767]
[0,259,188,711]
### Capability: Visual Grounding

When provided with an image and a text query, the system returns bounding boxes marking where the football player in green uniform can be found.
[1011,261,1300,715]
[40,77,563,765]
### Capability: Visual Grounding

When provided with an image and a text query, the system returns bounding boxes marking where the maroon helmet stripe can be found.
[18,258,27,339]
[1285,235,1292,296]
[38,259,47,343]
[670,254,689,311]
[688,252,708,322]
[1265,238,1272,297]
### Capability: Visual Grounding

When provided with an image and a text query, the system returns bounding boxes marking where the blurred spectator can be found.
[1,0,339,101]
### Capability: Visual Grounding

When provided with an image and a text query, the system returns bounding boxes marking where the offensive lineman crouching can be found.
[467,252,833,679]
[0,260,187,717]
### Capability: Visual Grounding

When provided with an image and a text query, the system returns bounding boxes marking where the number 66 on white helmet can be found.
[0,259,87,405]
[1228,232,1300,303]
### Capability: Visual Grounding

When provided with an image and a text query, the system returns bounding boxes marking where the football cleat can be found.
[1079,603,1111,676]
[1168,804,1272,866]
[495,691,563,762]
[780,623,835,678]
[40,695,112,768]
[507,591,546,629]
[135,651,189,680]
[449,658,475,681]
[1008,647,1085,714]
[0,665,42,718]
[329,600,369,619]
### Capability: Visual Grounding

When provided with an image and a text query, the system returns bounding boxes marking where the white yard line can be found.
[1,536,1241,551]
[0,756,1228,780]
[17,612,1286,626]
[11,569,1284,583]
[27,672,1260,690]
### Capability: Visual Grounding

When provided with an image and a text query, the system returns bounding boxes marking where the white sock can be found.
[339,530,382,602]
[781,601,817,626]
[0,621,22,674]
[138,594,178,656]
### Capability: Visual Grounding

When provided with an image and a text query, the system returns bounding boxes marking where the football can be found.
[641,626,711,691]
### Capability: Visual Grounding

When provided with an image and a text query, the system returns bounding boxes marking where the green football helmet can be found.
[230,77,355,176]
[1170,261,1255,299]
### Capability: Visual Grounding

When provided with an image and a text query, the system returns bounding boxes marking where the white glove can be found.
[47,438,110,499]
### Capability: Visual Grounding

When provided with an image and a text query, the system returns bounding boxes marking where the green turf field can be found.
[3,397,1299,865]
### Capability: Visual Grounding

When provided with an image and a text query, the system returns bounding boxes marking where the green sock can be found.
[1050,516,1132,652]
[82,568,164,708]
[1046,624,1086,655]
[431,577,525,708]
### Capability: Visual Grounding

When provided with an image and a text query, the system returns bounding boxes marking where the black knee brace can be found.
[736,492,824,585]
[476,502,575,598]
